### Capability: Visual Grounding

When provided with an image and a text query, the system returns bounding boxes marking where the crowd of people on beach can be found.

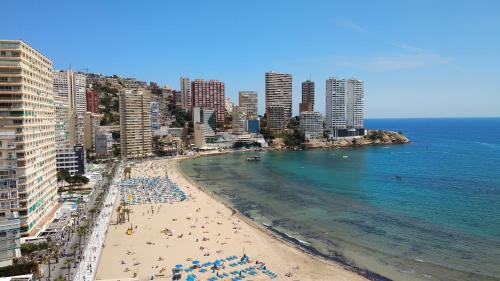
[119,176,187,205]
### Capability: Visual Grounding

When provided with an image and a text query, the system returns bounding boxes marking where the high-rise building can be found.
[265,72,292,129]
[266,105,285,130]
[84,112,101,151]
[0,40,58,236]
[300,80,315,113]
[0,131,20,265]
[191,79,225,125]
[86,88,100,114]
[325,78,365,138]
[119,89,153,159]
[53,70,87,145]
[180,77,191,110]
[54,95,76,146]
[300,111,323,139]
[232,106,247,135]
[238,91,258,119]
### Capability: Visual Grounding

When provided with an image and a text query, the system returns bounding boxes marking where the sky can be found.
[1,0,500,118]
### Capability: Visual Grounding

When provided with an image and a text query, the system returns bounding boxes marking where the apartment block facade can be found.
[53,70,87,145]
[238,91,258,119]
[86,88,99,114]
[191,79,225,125]
[180,77,191,110]
[300,111,323,139]
[300,80,315,113]
[326,78,364,137]
[265,72,292,129]
[119,89,153,159]
[0,40,58,236]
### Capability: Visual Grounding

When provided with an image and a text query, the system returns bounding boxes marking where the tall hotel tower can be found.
[265,72,292,130]
[300,80,315,113]
[0,40,58,236]
[180,77,191,111]
[325,78,365,138]
[119,89,153,159]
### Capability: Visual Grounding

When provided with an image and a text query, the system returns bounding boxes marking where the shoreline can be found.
[175,155,392,281]
[96,156,370,281]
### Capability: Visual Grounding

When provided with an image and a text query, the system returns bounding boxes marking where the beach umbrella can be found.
[214,260,222,267]
[175,264,183,269]
[186,276,195,281]
[192,260,200,265]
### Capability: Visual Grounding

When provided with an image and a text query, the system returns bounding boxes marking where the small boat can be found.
[342,155,349,158]
[246,156,262,161]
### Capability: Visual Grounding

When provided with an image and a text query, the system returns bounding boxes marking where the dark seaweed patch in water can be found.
[266,225,393,281]
[336,218,387,236]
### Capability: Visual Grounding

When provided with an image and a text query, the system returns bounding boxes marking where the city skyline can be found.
[1,0,499,118]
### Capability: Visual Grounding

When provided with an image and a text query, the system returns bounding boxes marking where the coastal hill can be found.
[271,130,410,150]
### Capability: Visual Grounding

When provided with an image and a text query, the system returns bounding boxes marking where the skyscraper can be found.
[232,106,247,135]
[300,80,315,113]
[53,69,87,145]
[265,72,292,129]
[325,78,365,138]
[191,79,225,125]
[0,40,58,236]
[238,91,258,119]
[119,89,153,159]
[180,77,191,111]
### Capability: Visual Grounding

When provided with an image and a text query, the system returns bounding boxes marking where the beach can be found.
[95,156,367,281]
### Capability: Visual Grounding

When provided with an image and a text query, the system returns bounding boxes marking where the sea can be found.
[179,118,500,281]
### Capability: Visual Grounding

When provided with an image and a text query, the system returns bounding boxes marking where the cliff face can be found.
[302,130,410,149]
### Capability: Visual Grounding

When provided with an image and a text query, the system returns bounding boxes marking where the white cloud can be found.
[334,18,365,33]
[367,52,447,71]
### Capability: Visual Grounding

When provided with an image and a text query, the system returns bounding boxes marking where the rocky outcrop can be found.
[303,130,410,149]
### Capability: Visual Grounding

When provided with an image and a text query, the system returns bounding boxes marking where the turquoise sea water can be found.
[180,118,500,281]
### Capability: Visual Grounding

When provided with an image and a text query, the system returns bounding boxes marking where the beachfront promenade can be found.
[72,162,123,281]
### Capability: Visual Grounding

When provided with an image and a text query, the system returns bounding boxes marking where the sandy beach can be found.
[96,156,367,281]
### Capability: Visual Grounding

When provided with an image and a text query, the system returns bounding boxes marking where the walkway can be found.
[73,163,123,281]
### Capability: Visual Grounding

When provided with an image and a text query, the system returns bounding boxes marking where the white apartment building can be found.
[239,91,258,119]
[0,40,58,236]
[119,89,153,159]
[53,69,87,145]
[265,72,292,128]
[326,78,365,137]
[300,112,323,140]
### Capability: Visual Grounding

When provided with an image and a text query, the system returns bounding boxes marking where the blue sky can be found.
[2,0,499,118]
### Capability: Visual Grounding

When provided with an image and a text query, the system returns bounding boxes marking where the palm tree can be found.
[116,205,122,224]
[77,225,88,248]
[71,244,79,258]
[64,258,75,280]
[71,213,79,232]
